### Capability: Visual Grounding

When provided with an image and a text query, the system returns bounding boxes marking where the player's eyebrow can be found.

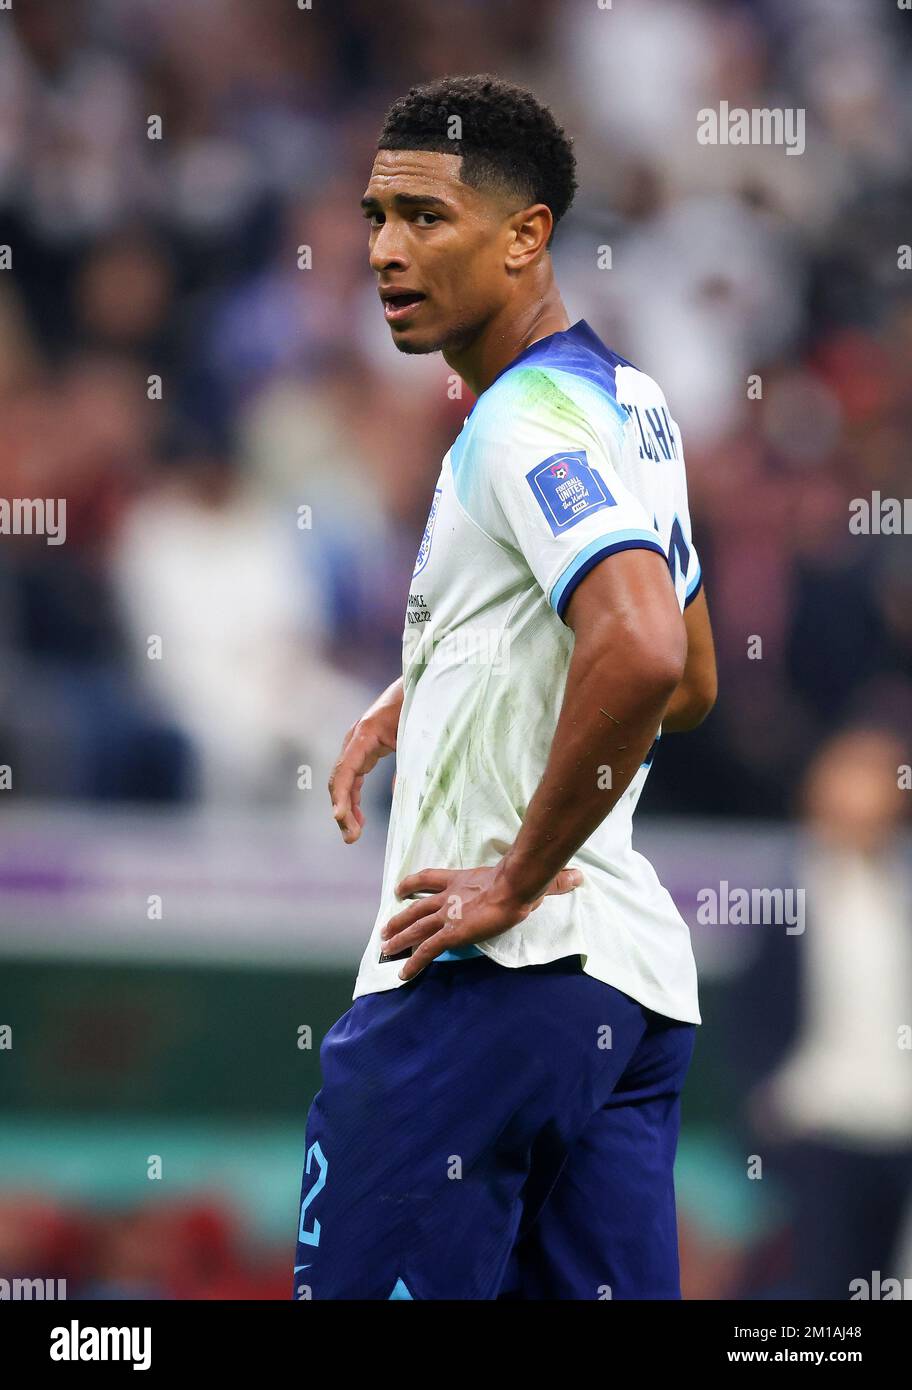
[360,192,450,212]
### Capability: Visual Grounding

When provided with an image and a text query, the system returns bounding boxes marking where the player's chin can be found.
[387,312,454,356]
[389,326,445,356]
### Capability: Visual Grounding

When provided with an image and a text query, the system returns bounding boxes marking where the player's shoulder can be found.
[461,319,634,456]
[612,358,674,413]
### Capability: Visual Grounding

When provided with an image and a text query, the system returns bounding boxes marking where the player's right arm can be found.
[329,676,403,843]
[661,587,717,732]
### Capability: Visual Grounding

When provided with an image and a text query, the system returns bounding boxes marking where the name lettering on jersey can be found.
[618,402,679,463]
[525,449,616,536]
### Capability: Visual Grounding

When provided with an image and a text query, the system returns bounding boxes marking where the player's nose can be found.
[369,223,409,275]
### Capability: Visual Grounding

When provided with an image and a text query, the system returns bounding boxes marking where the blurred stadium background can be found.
[1,0,911,1299]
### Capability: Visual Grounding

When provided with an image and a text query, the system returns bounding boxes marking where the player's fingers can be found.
[545,867,584,895]
[329,758,355,820]
[338,814,361,844]
[398,924,463,982]
[331,790,360,842]
[332,778,362,841]
[381,892,446,942]
[330,736,382,834]
[394,868,452,898]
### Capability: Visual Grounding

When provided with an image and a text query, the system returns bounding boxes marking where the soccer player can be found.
[293,74,717,1301]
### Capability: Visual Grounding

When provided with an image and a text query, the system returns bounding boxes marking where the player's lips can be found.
[379,287,426,324]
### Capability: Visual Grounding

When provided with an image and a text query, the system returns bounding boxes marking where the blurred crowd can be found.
[1,0,911,815]
[723,725,912,1298]
[0,1193,290,1299]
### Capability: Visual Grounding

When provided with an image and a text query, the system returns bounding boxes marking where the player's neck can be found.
[444,286,571,398]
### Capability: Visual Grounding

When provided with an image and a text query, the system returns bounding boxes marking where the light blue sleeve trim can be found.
[685,559,703,602]
[549,528,668,616]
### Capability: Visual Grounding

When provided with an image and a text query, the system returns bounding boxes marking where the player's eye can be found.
[414,212,441,227]
[365,212,384,228]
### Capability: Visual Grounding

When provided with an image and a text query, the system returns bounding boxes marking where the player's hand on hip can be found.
[382,863,583,981]
[329,679,403,843]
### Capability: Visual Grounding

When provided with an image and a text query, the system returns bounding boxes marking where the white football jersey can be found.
[353,320,703,1023]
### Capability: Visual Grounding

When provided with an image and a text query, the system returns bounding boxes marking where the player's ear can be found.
[505,204,553,271]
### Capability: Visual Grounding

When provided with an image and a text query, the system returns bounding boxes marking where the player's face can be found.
[362,149,516,355]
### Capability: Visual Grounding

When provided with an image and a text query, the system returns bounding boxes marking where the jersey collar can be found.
[465,319,594,419]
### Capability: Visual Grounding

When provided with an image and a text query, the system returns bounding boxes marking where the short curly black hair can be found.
[377,74,577,241]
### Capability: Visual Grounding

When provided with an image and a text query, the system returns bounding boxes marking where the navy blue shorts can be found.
[292,954,696,1300]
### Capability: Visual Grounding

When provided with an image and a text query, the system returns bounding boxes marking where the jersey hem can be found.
[353,942,702,1025]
